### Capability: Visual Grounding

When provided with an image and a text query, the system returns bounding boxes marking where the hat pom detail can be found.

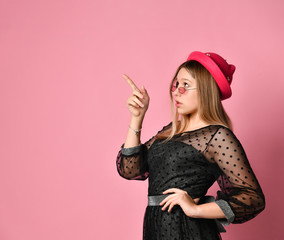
[228,64,236,84]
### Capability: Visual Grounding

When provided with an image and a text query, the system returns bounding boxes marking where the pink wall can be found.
[0,0,283,239]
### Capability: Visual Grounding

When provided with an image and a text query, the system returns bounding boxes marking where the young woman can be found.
[116,51,265,240]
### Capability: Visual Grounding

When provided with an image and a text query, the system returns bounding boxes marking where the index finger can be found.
[122,74,141,92]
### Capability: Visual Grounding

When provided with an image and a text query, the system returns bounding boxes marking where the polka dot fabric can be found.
[116,122,265,239]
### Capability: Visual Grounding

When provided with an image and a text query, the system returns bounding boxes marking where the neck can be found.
[184,113,209,130]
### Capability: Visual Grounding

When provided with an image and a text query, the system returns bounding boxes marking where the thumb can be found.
[141,85,146,92]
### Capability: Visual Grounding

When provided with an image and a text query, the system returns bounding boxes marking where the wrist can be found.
[190,204,202,218]
[129,125,142,135]
[185,204,201,218]
[131,114,144,122]
[130,115,144,127]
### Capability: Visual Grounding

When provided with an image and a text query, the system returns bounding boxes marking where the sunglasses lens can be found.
[171,80,177,92]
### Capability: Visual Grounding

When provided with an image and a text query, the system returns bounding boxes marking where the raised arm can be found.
[116,73,150,180]
[204,126,265,224]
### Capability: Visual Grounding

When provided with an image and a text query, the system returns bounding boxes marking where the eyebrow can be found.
[176,77,192,83]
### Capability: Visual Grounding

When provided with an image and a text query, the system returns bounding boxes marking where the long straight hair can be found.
[156,60,233,142]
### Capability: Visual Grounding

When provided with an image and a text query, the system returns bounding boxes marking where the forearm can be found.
[123,115,144,148]
[193,202,226,219]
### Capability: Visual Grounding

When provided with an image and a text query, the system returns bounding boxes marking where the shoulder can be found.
[159,121,172,132]
[212,125,240,143]
[213,125,233,134]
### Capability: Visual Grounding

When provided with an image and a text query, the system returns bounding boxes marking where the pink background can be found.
[0,0,283,239]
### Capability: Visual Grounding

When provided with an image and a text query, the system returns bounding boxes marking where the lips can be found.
[175,100,182,107]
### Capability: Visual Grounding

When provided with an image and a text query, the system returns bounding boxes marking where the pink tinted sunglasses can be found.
[171,79,196,94]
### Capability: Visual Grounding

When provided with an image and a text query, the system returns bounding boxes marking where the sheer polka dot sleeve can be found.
[206,126,265,224]
[116,122,172,180]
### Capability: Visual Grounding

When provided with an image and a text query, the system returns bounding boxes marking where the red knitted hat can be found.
[186,51,236,100]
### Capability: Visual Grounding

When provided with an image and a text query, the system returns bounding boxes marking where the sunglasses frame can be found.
[171,82,196,94]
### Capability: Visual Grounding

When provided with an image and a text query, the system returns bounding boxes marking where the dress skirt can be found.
[143,205,222,240]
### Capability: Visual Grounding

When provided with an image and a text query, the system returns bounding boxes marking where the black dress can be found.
[116,122,265,240]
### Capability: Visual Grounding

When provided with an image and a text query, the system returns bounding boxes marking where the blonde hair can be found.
[156,60,233,142]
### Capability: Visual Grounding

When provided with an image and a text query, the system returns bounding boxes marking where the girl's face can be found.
[172,67,199,116]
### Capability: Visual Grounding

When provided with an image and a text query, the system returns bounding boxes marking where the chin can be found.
[177,111,190,116]
[177,108,197,116]
[177,107,192,113]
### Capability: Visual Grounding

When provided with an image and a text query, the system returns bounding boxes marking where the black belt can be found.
[147,194,226,233]
[147,194,214,206]
[148,194,173,206]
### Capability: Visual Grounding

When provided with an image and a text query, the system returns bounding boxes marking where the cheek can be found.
[183,90,197,100]
[183,92,198,106]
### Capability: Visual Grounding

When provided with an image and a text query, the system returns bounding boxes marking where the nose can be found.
[173,87,180,97]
